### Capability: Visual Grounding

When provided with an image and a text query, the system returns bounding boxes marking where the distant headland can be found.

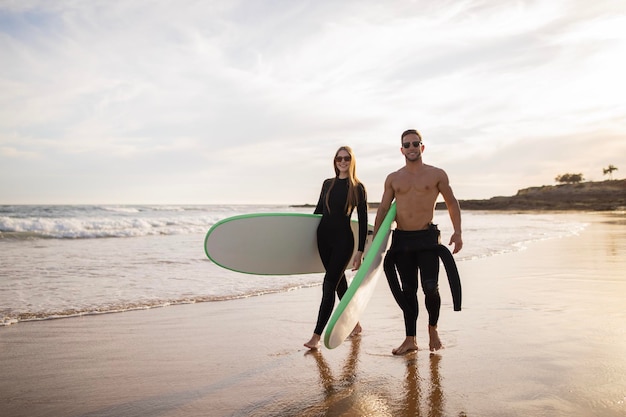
[291,179,626,211]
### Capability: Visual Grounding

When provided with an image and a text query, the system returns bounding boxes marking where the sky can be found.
[1,0,625,205]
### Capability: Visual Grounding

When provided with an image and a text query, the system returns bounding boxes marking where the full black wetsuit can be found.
[312,177,368,335]
[383,224,462,337]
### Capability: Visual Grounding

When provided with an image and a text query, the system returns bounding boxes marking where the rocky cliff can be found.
[446,179,626,211]
[294,180,626,211]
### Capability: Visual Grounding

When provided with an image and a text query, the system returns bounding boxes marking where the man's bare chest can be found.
[393,178,438,196]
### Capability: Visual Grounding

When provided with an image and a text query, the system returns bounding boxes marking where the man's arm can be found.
[374,174,395,235]
[438,170,463,254]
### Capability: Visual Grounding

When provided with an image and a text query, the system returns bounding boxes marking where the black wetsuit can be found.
[312,177,367,335]
[384,225,447,337]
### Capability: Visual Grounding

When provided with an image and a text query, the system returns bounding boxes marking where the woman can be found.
[304,146,368,349]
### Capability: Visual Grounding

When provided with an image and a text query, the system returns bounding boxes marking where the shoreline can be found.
[1,212,625,416]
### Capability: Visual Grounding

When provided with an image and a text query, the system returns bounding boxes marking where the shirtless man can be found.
[374,129,463,355]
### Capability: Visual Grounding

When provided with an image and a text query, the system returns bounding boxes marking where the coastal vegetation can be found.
[555,173,584,184]
[603,164,618,180]
[449,179,625,211]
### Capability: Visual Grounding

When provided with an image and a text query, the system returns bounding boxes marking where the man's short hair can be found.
[401,129,422,142]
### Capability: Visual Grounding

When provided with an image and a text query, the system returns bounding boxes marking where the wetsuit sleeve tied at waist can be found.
[383,243,462,312]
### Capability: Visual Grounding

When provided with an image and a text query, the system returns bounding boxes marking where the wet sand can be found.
[1,212,625,417]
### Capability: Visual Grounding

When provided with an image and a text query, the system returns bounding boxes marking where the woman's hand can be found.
[351,251,363,271]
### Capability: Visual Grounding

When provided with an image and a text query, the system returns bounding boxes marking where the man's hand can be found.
[352,251,363,270]
[449,232,463,254]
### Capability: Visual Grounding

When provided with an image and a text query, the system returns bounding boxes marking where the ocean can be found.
[0,205,588,327]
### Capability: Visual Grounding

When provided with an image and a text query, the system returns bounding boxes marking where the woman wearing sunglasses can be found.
[304,146,368,350]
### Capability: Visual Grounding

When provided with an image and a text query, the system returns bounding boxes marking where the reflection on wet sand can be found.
[304,336,393,416]
[400,353,460,417]
[401,352,470,417]
[300,336,392,417]
[304,337,467,417]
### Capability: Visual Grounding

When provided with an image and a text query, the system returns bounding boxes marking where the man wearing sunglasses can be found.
[374,129,463,355]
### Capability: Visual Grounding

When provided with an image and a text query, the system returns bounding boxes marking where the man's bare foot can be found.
[349,322,362,337]
[304,334,321,349]
[428,325,444,351]
[392,336,418,355]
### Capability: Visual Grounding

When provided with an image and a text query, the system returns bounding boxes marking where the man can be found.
[374,129,463,355]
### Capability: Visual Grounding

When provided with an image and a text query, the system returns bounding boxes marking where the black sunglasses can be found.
[335,156,352,162]
[402,141,422,149]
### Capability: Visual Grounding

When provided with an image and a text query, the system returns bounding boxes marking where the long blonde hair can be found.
[325,146,364,215]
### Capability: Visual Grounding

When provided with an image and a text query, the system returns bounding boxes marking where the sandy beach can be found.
[1,211,625,417]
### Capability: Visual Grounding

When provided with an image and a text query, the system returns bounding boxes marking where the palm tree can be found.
[603,165,618,180]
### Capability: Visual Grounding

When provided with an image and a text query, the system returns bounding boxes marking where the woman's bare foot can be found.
[392,336,418,355]
[349,322,362,337]
[428,325,444,351]
[304,334,321,349]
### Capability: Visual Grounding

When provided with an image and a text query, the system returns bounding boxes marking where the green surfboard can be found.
[324,202,397,349]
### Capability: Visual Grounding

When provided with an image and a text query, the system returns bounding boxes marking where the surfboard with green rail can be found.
[204,212,372,275]
[324,202,396,349]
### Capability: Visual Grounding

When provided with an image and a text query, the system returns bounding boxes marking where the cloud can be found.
[1,0,625,203]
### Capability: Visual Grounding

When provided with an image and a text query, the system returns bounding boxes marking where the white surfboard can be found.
[324,202,396,349]
[204,213,372,275]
